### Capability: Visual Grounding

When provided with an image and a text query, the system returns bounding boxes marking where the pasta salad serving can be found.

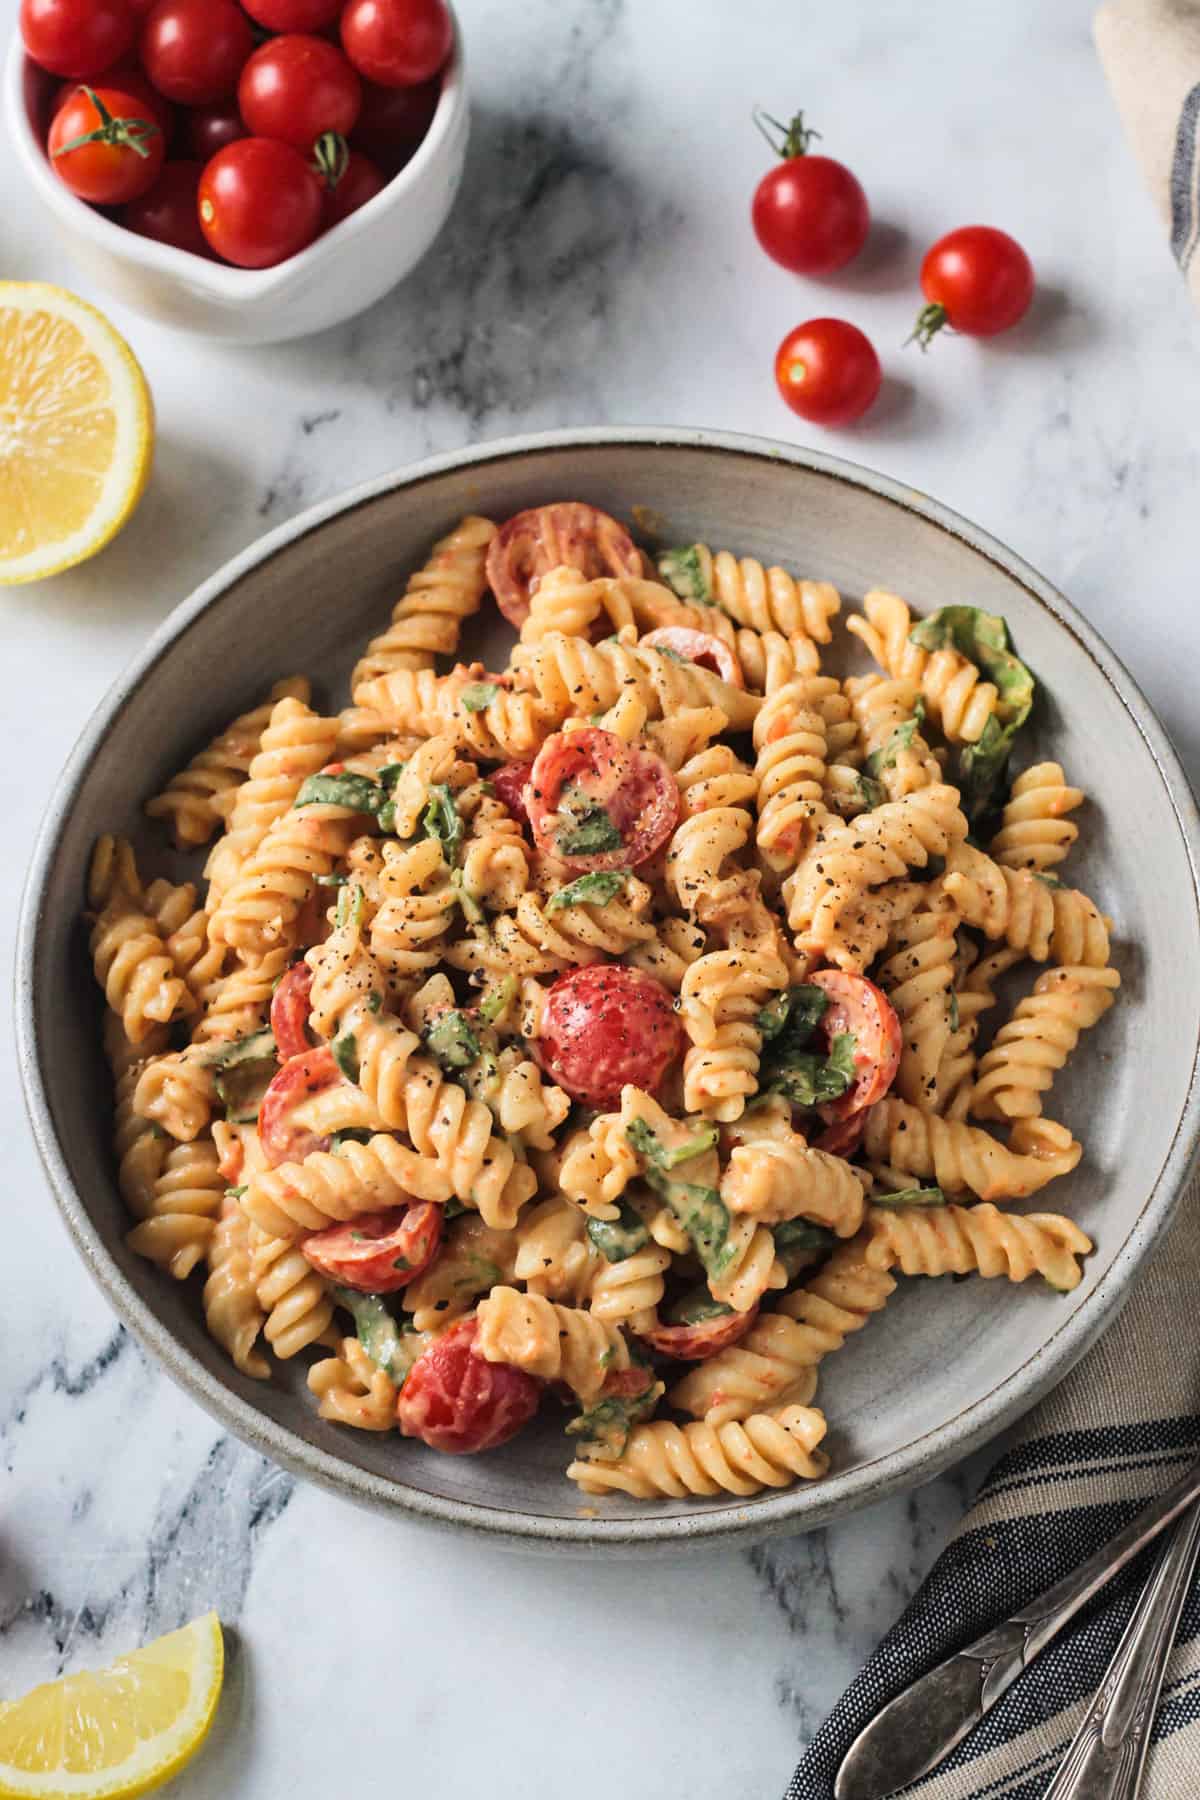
[86,501,1116,1505]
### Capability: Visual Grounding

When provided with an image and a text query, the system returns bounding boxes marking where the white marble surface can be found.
[4,1,1200,1793]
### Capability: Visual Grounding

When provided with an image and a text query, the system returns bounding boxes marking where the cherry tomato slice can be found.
[640,1304,758,1362]
[258,1046,338,1167]
[270,962,314,1062]
[486,502,642,628]
[537,964,683,1109]
[526,728,679,874]
[640,626,744,689]
[396,1317,540,1453]
[809,969,902,1123]
[811,1110,867,1158]
[490,758,534,830]
[301,1202,443,1293]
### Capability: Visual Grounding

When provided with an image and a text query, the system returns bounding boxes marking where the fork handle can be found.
[1043,1499,1200,1800]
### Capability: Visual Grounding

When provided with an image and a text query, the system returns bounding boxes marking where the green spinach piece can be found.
[872,1185,944,1208]
[625,1116,717,1171]
[566,1376,665,1461]
[655,545,712,604]
[423,1009,482,1071]
[332,1030,360,1083]
[459,681,500,712]
[909,606,1035,824]
[421,785,465,865]
[331,1289,422,1385]
[556,805,623,857]
[547,869,630,912]
[586,1199,651,1263]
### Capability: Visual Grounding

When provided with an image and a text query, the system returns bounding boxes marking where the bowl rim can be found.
[18,425,1200,1551]
[3,7,465,301]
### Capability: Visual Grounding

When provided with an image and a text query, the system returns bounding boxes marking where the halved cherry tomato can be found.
[48,84,166,204]
[640,1303,758,1361]
[537,964,683,1108]
[486,502,642,628]
[640,626,744,689]
[491,758,534,830]
[396,1317,541,1454]
[526,728,678,873]
[809,969,901,1122]
[270,962,314,1062]
[258,1046,338,1167]
[301,1203,443,1292]
[812,1109,867,1158]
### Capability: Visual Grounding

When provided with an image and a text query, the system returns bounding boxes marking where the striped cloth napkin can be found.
[1095,0,1200,309]
[785,1173,1200,1800]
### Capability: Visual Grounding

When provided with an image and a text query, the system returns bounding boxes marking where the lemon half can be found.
[0,1612,223,1799]
[0,282,154,586]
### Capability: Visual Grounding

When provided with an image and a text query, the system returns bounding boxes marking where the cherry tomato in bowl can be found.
[301,1203,443,1292]
[751,109,869,275]
[140,0,253,107]
[239,35,362,151]
[809,969,902,1123]
[526,728,679,873]
[183,102,245,161]
[912,225,1034,348]
[21,0,137,79]
[353,73,439,163]
[341,0,453,88]
[48,83,166,204]
[640,626,744,688]
[396,1317,541,1453]
[536,964,683,1108]
[486,501,642,628]
[121,158,210,254]
[313,139,387,225]
[51,67,172,139]
[198,136,324,268]
[774,318,881,426]
[242,0,343,27]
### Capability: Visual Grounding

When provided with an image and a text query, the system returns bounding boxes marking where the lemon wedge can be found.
[0,1612,223,1799]
[0,282,154,586]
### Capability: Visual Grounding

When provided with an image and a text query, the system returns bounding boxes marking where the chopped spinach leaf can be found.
[421,785,465,866]
[656,545,712,604]
[586,1199,651,1263]
[423,1009,482,1071]
[450,867,486,925]
[566,1376,664,1460]
[909,606,1035,825]
[872,1184,945,1208]
[335,882,366,933]
[774,1220,837,1254]
[377,762,407,791]
[330,1128,372,1149]
[330,1288,420,1384]
[654,1176,734,1280]
[651,641,689,665]
[863,699,927,778]
[332,1030,360,1082]
[478,977,517,1026]
[442,1197,470,1220]
[854,771,887,811]
[556,805,623,857]
[209,1028,277,1122]
[625,1116,717,1170]
[755,984,828,1047]
[225,1185,247,1200]
[665,1287,734,1327]
[766,1029,857,1110]
[547,869,630,912]
[460,681,500,713]
[295,771,387,814]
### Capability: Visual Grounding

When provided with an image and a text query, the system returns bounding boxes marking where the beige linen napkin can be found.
[1096,0,1200,305]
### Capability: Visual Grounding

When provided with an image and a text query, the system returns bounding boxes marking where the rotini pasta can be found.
[990,762,1084,872]
[351,514,496,692]
[864,1202,1093,1291]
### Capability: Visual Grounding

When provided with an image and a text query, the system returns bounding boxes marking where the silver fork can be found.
[1042,1498,1200,1799]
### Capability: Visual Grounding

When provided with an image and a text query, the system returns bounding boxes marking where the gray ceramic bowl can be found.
[18,428,1200,1552]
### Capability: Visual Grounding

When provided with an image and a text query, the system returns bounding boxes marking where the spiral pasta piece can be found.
[145,677,310,847]
[480,1051,572,1151]
[625,915,708,992]
[202,1195,269,1380]
[512,1196,595,1301]
[351,514,495,692]
[875,897,960,1106]
[943,844,1110,966]
[125,1136,224,1278]
[658,543,840,645]
[404,1214,519,1332]
[669,1242,895,1422]
[862,1098,1081,1200]
[558,1114,640,1219]
[679,934,790,1121]
[241,1132,454,1238]
[210,792,359,956]
[132,1044,216,1144]
[355,663,559,760]
[848,590,1000,743]
[475,1287,629,1402]
[784,785,968,961]
[970,964,1120,1121]
[204,696,339,902]
[308,1336,399,1431]
[88,843,192,1045]
[722,1139,866,1234]
[990,762,1084,873]
[843,673,941,801]
[588,1241,671,1334]
[459,791,531,912]
[568,1402,829,1497]
[249,1228,336,1359]
[517,563,634,642]
[107,1014,169,1217]
[446,878,656,979]
[934,945,1022,1120]
[864,1201,1093,1290]
[708,1213,788,1313]
[753,680,829,869]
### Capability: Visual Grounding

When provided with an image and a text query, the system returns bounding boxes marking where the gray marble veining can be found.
[4,0,1200,1793]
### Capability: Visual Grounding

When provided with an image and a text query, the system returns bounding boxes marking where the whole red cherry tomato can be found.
[140,0,253,106]
[526,728,679,873]
[537,964,683,1108]
[49,84,165,204]
[198,137,324,268]
[396,1317,541,1453]
[486,502,641,628]
[302,1203,443,1292]
[121,159,209,254]
[491,759,535,829]
[258,1046,338,1167]
[341,0,452,88]
[775,318,881,426]
[809,969,902,1122]
[21,0,135,78]
[239,35,362,151]
[640,1299,759,1361]
[323,147,387,225]
[640,626,744,689]
[52,67,172,138]
[242,0,342,27]
[353,73,439,163]
[751,109,869,275]
[913,226,1034,348]
[270,961,314,1062]
[184,102,245,161]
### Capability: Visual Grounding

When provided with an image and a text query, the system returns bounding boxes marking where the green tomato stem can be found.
[908,302,949,351]
[52,85,160,162]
